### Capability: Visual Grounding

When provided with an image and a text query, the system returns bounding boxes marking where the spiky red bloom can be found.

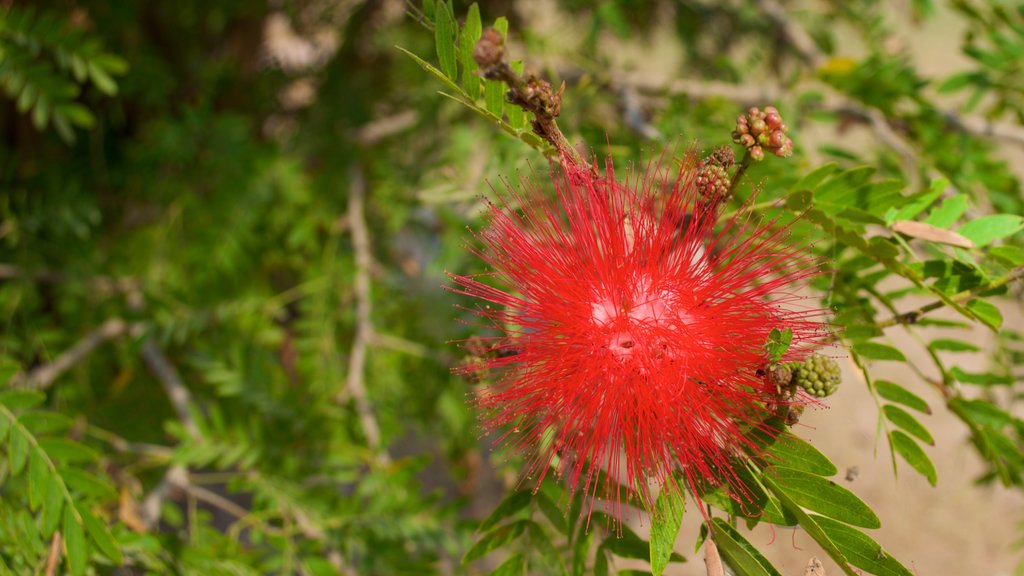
[450,151,829,520]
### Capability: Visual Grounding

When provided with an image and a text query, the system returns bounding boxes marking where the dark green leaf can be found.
[37,438,100,463]
[572,525,594,576]
[874,381,930,414]
[762,475,858,576]
[63,507,87,576]
[464,520,529,562]
[42,474,65,537]
[479,490,532,532]
[793,163,837,191]
[28,451,48,511]
[764,328,793,363]
[890,431,937,485]
[81,508,122,564]
[957,214,1024,246]
[434,1,458,81]
[528,523,567,575]
[812,515,913,576]
[949,398,1013,428]
[489,554,526,576]
[853,342,906,362]
[0,390,46,411]
[884,177,946,224]
[535,491,567,535]
[62,468,117,500]
[459,3,482,99]
[8,428,29,476]
[710,518,781,576]
[601,523,650,560]
[883,405,934,445]
[766,467,880,528]
[649,481,685,576]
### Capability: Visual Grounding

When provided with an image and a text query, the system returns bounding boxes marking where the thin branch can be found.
[876,265,1024,329]
[704,532,725,576]
[43,531,62,576]
[339,164,389,464]
[752,0,825,68]
[9,318,143,390]
[140,339,203,443]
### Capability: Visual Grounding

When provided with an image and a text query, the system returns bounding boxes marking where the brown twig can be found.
[704,532,725,576]
[338,164,390,465]
[752,0,825,68]
[876,265,1024,329]
[9,318,143,390]
[43,531,62,576]
[140,339,203,443]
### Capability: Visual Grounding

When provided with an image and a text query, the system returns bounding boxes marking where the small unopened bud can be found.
[473,27,505,69]
[788,354,842,398]
[750,118,766,136]
[750,145,765,161]
[733,104,795,161]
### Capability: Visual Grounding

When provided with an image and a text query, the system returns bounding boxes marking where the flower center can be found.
[590,277,685,360]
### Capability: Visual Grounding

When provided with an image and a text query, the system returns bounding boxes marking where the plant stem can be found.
[725,149,752,204]
[876,265,1024,329]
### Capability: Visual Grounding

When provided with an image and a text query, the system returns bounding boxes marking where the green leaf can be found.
[762,474,858,576]
[794,163,838,191]
[87,61,118,95]
[28,451,48,511]
[874,381,930,414]
[484,79,504,116]
[42,474,65,537]
[890,431,937,485]
[989,245,1024,266]
[8,427,29,476]
[479,490,532,532]
[766,467,880,529]
[433,2,458,81]
[493,16,508,38]
[458,3,482,99]
[812,515,913,576]
[957,214,1024,246]
[924,194,967,228]
[0,390,46,411]
[527,523,567,575]
[489,554,526,576]
[949,397,1013,428]
[63,507,87,576]
[966,299,1001,330]
[507,61,527,130]
[649,481,685,576]
[884,177,946,224]
[764,328,793,363]
[766,433,838,477]
[535,491,567,535]
[883,405,934,445]
[81,508,122,564]
[62,468,117,500]
[572,525,594,576]
[464,520,529,562]
[710,518,781,576]
[601,522,652,560]
[852,342,906,362]
[37,438,100,463]
[927,338,979,352]
[951,366,1012,386]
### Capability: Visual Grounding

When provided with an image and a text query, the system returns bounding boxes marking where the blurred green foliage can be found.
[1,0,1023,574]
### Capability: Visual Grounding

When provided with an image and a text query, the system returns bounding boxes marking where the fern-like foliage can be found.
[0,6,125,143]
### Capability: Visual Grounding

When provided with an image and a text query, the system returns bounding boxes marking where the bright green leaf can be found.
[957,215,1024,246]
[951,366,1012,386]
[766,433,838,477]
[0,390,46,411]
[458,3,482,99]
[81,508,123,564]
[924,195,966,228]
[28,451,48,511]
[966,299,1001,330]
[8,428,29,476]
[42,474,65,537]
[927,338,980,352]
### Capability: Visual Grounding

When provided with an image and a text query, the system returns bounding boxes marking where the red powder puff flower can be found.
[450,150,829,522]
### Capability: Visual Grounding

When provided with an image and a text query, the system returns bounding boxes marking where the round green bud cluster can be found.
[788,354,841,398]
[732,106,794,161]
